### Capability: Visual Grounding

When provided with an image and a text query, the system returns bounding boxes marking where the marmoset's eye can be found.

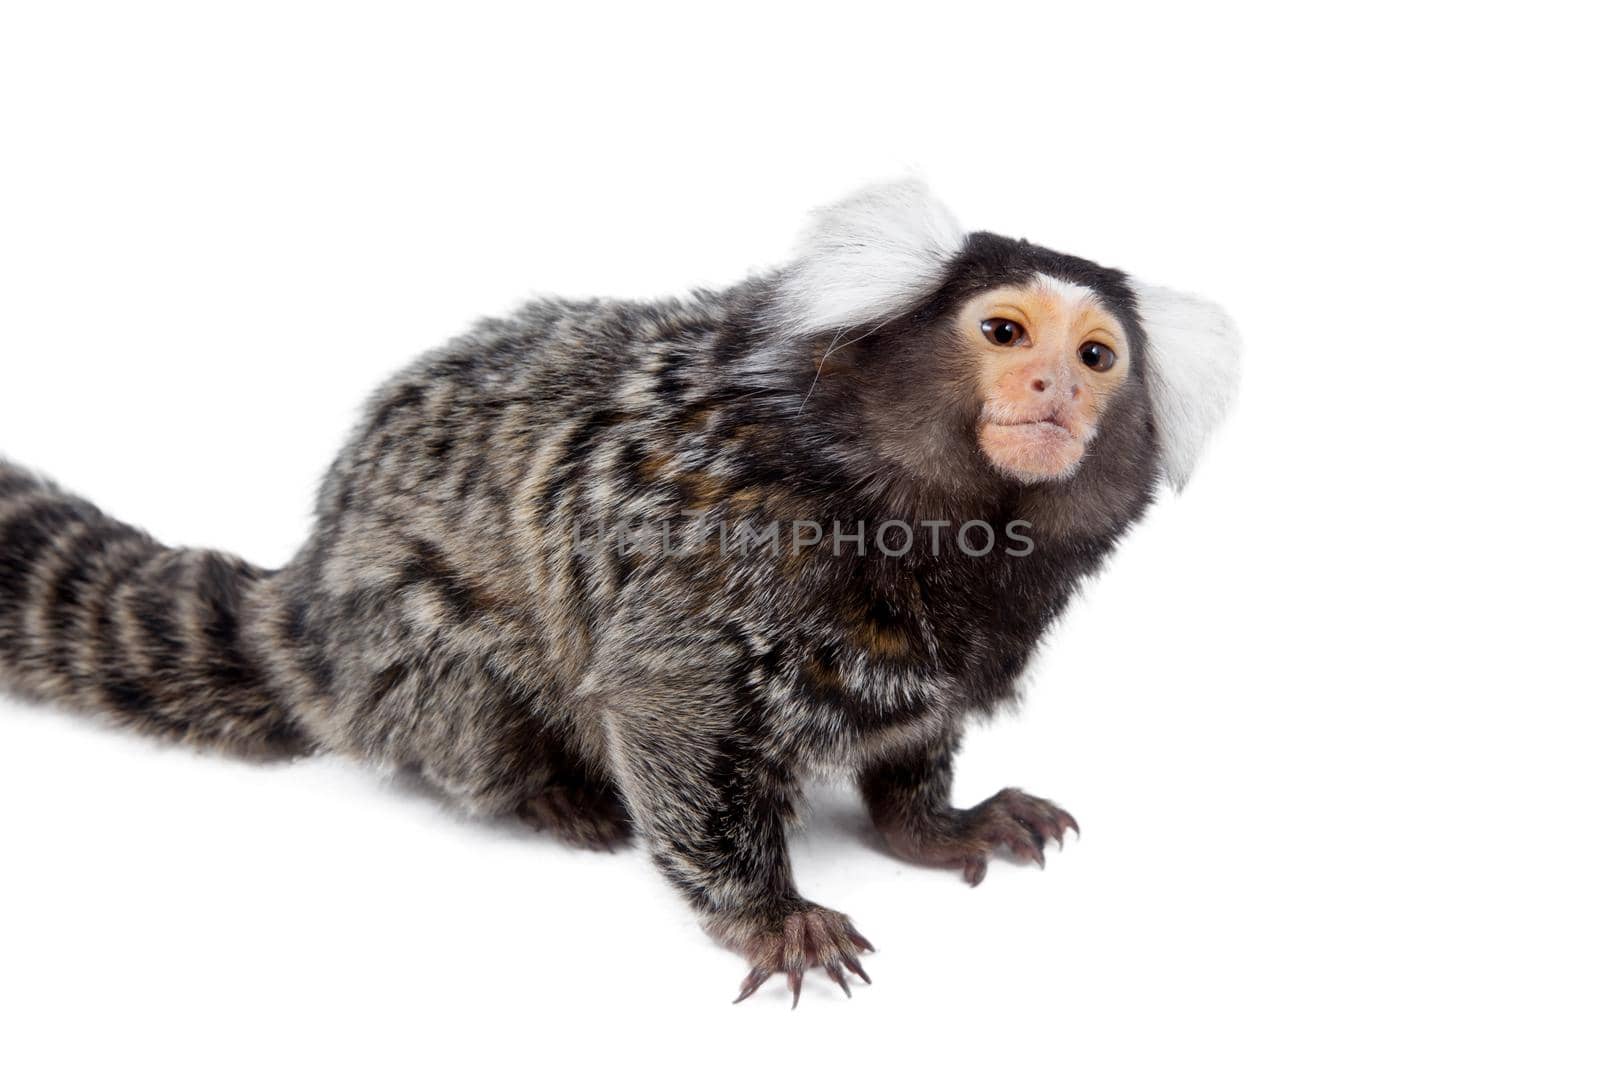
[980,318,1027,347]
[1079,342,1117,371]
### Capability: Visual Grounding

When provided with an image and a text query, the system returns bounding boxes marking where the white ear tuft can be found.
[774,179,965,339]
[1133,282,1241,489]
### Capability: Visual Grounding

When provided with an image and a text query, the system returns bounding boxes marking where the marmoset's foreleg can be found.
[585,620,871,1006]
[859,727,1077,886]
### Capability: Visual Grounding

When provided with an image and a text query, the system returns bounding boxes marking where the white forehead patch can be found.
[773,179,965,341]
[1031,274,1104,317]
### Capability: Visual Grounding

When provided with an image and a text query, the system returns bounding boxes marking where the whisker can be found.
[797,311,912,415]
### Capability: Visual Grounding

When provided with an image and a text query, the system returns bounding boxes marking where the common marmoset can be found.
[0,181,1239,1004]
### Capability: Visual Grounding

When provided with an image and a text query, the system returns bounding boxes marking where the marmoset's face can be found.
[810,243,1158,511]
[777,184,1234,511]
[958,276,1133,483]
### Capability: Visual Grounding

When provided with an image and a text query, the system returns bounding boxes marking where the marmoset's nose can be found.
[1017,355,1085,402]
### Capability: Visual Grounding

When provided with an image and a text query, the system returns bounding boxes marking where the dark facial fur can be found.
[0,181,1238,1003]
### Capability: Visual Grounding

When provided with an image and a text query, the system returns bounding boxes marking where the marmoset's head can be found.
[759,181,1239,515]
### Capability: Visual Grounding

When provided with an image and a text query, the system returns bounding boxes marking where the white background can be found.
[2,2,1595,1062]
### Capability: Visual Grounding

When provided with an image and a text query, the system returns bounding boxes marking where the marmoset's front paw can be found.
[881,788,1079,886]
[711,901,875,1007]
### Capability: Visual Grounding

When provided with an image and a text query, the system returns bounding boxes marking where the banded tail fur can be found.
[0,461,307,757]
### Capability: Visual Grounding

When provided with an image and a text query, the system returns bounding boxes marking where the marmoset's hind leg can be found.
[519,754,633,851]
[411,701,631,850]
[423,685,632,851]
[314,645,630,849]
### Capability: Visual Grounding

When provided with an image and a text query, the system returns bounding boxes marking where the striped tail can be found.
[0,460,309,757]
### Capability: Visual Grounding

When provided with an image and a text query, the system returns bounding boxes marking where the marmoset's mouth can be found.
[978,417,1091,483]
[984,412,1076,435]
